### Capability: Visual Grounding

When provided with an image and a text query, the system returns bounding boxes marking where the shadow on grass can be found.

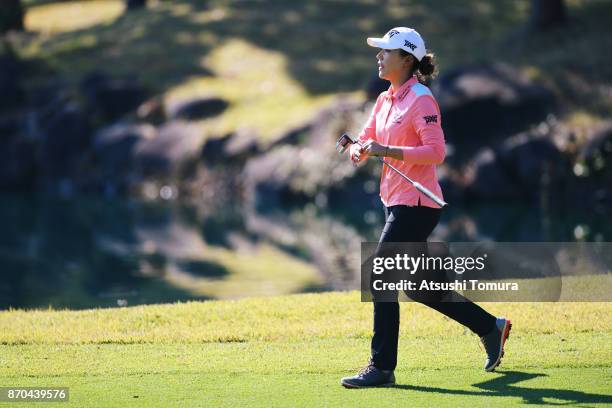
[391,370,612,405]
[17,0,612,118]
[19,0,526,95]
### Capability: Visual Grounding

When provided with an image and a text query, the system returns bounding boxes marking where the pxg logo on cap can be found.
[367,27,426,61]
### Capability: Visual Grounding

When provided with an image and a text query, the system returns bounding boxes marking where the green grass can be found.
[10,0,612,140]
[1,292,610,406]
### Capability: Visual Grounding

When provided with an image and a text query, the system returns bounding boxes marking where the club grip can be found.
[412,181,448,208]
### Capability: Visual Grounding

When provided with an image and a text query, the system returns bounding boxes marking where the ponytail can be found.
[399,49,438,84]
[417,53,436,77]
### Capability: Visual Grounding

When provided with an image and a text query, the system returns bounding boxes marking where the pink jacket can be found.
[357,75,445,209]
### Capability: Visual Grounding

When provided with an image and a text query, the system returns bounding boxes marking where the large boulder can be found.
[80,72,148,121]
[464,130,566,202]
[243,145,300,204]
[242,97,375,208]
[200,128,260,166]
[166,97,229,121]
[0,114,21,137]
[136,96,166,125]
[496,131,568,197]
[133,121,205,176]
[0,47,24,112]
[577,123,612,181]
[464,147,522,200]
[0,132,37,189]
[432,63,555,164]
[93,122,156,184]
[573,123,612,208]
[222,127,260,160]
[201,134,231,164]
[39,102,93,179]
[243,141,374,209]
[437,171,465,204]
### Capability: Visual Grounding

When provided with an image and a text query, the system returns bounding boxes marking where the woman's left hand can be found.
[361,139,387,157]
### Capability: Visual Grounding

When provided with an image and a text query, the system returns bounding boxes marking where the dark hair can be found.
[398,49,437,84]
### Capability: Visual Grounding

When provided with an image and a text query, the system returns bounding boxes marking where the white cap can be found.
[367,27,426,61]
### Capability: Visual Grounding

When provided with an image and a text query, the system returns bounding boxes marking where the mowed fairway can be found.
[1,292,610,407]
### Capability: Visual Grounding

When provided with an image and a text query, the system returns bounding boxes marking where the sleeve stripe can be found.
[411,83,433,98]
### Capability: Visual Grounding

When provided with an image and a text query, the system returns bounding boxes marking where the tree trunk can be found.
[0,0,24,34]
[530,0,568,30]
[125,0,147,11]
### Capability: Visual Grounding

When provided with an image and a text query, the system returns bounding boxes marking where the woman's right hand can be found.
[350,143,368,164]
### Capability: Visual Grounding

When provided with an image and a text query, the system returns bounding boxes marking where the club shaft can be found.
[377,157,447,207]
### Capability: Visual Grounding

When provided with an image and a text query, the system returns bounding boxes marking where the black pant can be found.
[370,205,497,371]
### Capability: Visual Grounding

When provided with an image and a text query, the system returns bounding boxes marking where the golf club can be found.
[336,133,448,208]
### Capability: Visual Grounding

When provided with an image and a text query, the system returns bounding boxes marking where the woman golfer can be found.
[341,27,511,388]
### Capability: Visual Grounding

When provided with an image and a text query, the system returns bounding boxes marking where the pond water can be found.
[0,192,609,310]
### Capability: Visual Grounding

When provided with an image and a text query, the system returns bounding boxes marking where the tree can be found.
[530,0,568,30]
[125,0,147,11]
[0,0,24,34]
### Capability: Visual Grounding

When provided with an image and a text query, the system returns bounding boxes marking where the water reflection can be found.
[0,193,609,310]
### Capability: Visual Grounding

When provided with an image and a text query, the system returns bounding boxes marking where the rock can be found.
[28,82,69,111]
[201,128,260,165]
[224,127,260,159]
[0,115,21,137]
[201,134,231,164]
[242,96,377,207]
[577,123,612,180]
[167,97,229,121]
[573,123,612,207]
[22,88,72,144]
[464,147,522,200]
[133,121,205,176]
[80,72,148,121]
[243,139,367,208]
[267,96,363,149]
[438,172,465,204]
[0,47,24,112]
[431,63,555,163]
[593,188,612,206]
[243,145,295,198]
[39,102,92,178]
[243,143,329,209]
[496,131,567,197]
[93,122,156,181]
[267,122,312,148]
[136,96,166,125]
[463,130,567,201]
[0,132,37,189]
